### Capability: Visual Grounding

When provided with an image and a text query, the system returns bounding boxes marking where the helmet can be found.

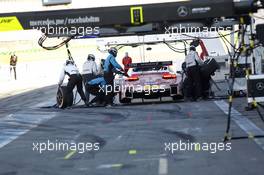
[101,59,105,64]
[87,54,95,61]
[108,47,118,57]
[66,59,74,65]
[189,45,196,51]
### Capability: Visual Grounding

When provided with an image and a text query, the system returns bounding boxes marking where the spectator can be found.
[10,53,18,80]
[122,52,132,73]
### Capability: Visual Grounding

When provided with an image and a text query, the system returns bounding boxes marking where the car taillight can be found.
[162,72,176,79]
[127,74,139,81]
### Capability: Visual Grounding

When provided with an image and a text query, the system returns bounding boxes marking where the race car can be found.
[117,61,183,103]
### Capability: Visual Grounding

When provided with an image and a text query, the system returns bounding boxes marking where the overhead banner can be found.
[0,0,253,36]
[0,16,24,32]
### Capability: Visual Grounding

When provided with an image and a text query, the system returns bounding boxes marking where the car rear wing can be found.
[129,61,173,68]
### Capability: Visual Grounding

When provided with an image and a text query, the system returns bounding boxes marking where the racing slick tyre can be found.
[119,92,132,104]
[120,98,132,104]
[56,86,73,109]
[172,95,184,101]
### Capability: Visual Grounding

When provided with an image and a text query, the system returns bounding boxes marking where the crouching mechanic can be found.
[86,76,107,107]
[103,47,124,106]
[58,60,88,106]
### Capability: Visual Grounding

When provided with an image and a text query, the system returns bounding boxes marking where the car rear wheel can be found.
[119,98,132,104]
[56,86,73,109]
[119,91,132,104]
[172,94,184,101]
[120,98,132,104]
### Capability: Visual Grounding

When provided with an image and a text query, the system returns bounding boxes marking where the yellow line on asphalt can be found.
[111,164,123,168]
[64,150,77,160]
[129,150,137,155]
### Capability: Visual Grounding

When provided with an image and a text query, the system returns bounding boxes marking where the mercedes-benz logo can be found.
[256,82,264,91]
[177,6,188,17]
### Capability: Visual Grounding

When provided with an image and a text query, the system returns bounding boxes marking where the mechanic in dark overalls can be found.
[103,47,124,106]
[86,76,107,106]
[58,60,87,105]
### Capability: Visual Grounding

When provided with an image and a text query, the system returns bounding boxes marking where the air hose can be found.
[223,18,264,141]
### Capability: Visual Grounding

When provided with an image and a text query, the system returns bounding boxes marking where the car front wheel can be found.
[56,86,73,109]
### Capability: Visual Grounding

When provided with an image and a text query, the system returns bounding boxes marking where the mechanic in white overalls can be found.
[58,60,87,105]
[185,45,204,101]
[82,54,98,103]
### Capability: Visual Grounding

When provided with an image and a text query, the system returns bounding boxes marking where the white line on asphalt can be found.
[0,112,56,149]
[215,100,264,150]
[132,158,160,162]
[33,98,56,108]
[148,153,167,158]
[159,158,168,175]
[116,135,123,140]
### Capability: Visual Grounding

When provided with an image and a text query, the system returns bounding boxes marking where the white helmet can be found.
[87,54,95,61]
[66,59,74,65]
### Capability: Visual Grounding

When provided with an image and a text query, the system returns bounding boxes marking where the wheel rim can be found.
[57,89,64,107]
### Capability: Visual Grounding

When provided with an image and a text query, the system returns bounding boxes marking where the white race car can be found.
[117,61,183,103]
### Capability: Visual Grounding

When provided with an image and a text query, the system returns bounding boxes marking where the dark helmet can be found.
[66,59,74,65]
[108,47,118,57]
[189,45,196,51]
[100,59,105,68]
[101,59,105,64]
[87,54,95,61]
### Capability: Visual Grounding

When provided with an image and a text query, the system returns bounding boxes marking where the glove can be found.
[123,72,129,77]
[120,68,124,72]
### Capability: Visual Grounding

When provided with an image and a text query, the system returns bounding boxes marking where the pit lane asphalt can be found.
[0,85,264,175]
